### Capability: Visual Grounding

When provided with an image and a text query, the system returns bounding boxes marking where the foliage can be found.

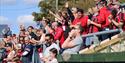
[32,0,125,21]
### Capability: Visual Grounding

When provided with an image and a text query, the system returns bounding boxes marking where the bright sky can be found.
[0,0,41,34]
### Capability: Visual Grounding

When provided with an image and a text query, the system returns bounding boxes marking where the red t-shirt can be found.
[112,15,121,29]
[99,7,111,29]
[81,16,89,34]
[54,27,65,47]
[72,16,89,34]
[89,15,102,33]
[72,17,82,25]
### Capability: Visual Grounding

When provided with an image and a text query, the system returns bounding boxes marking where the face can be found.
[19,37,23,41]
[25,31,29,36]
[93,7,99,13]
[39,30,44,35]
[24,38,30,43]
[50,52,55,58]
[28,27,32,32]
[77,12,83,18]
[71,8,77,14]
[69,29,77,37]
[20,25,25,30]
[113,5,120,9]
[52,22,57,29]
[45,36,51,43]
[7,36,12,41]
[42,20,47,27]
[12,36,16,39]
[45,36,52,46]
[36,30,40,35]
[6,46,11,51]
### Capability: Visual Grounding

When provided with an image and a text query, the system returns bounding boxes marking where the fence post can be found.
[93,35,99,46]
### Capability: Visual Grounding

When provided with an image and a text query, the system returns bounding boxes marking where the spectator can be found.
[21,37,33,63]
[108,9,122,29]
[19,25,25,31]
[3,43,16,63]
[43,34,60,58]
[86,6,102,47]
[62,24,83,54]
[72,9,89,34]
[41,19,53,34]
[65,2,78,22]
[97,1,111,40]
[27,26,36,39]
[51,21,65,48]
[43,48,58,63]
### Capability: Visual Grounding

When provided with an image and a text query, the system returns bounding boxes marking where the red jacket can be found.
[54,27,65,47]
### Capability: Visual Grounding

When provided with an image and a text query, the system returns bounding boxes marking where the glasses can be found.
[71,27,79,30]
[45,39,50,42]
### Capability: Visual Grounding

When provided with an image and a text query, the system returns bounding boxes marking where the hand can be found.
[65,2,69,8]
[123,8,125,13]
[69,30,75,37]
[49,10,53,14]
[87,19,91,25]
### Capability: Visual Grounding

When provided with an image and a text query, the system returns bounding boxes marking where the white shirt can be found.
[43,43,60,57]
[46,58,58,63]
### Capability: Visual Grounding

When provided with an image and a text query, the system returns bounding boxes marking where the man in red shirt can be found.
[72,9,89,34]
[52,21,65,48]
[98,4,111,29]
[97,0,112,40]
[88,7,102,33]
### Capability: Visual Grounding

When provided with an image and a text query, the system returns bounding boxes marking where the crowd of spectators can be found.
[0,0,125,63]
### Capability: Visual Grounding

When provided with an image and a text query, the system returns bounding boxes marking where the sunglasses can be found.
[45,39,50,42]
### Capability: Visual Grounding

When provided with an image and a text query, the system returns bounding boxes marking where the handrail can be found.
[82,29,122,38]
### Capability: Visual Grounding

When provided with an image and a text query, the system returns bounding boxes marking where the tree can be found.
[32,0,125,21]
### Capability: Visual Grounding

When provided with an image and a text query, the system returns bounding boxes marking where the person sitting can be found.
[62,24,83,54]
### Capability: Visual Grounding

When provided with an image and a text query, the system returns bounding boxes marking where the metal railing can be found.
[81,29,123,53]
[82,29,122,38]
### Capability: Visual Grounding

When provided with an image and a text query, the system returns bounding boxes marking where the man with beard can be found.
[41,34,60,60]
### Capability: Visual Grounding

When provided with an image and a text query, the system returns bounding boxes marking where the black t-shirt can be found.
[34,35,41,41]
[29,32,37,39]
